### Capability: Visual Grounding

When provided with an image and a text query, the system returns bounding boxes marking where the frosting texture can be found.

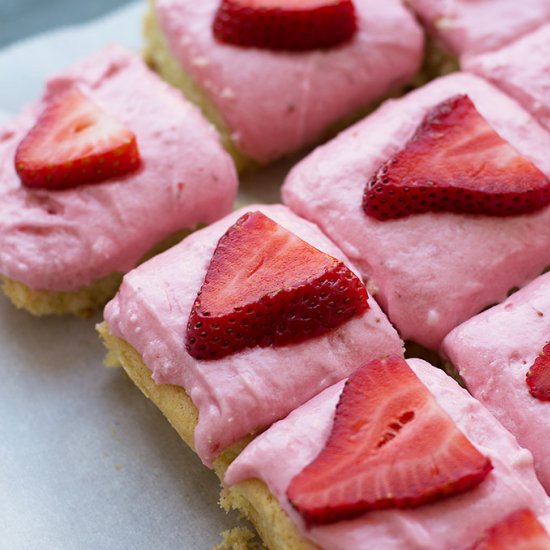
[407,0,550,57]
[443,272,550,491]
[464,23,550,132]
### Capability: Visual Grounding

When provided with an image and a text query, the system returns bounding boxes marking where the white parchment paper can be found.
[0,2,295,548]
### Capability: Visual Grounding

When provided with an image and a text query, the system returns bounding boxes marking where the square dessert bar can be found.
[406,0,550,59]
[282,72,550,350]
[224,358,550,550]
[443,272,550,492]
[0,45,237,316]
[464,23,550,133]
[144,0,424,169]
[100,204,403,467]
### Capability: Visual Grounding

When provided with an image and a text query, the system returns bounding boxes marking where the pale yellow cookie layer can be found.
[96,322,251,470]
[221,480,318,550]
[97,322,317,549]
[1,229,191,317]
[2,273,123,318]
[213,527,262,550]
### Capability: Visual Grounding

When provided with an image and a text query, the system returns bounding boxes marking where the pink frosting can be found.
[464,23,550,132]
[282,72,550,350]
[154,0,423,163]
[225,358,550,550]
[442,272,550,491]
[407,0,550,57]
[0,45,237,291]
[103,204,403,466]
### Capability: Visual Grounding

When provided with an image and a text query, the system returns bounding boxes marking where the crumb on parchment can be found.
[213,527,264,550]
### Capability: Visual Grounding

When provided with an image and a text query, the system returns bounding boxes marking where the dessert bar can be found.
[283,72,550,350]
[100,204,403,467]
[144,0,424,169]
[0,45,237,316]
[224,357,550,549]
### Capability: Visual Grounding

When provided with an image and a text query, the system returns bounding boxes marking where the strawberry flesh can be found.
[213,0,357,51]
[185,211,369,360]
[470,509,550,550]
[15,87,141,190]
[363,95,550,220]
[287,355,493,525]
[526,342,550,401]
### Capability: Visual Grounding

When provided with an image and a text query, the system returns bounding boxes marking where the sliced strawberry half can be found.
[526,342,550,401]
[15,87,141,190]
[470,509,550,550]
[185,211,368,360]
[212,0,357,52]
[287,355,493,525]
[363,94,550,220]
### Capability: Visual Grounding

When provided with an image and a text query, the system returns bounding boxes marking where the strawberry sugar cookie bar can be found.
[282,72,550,350]
[443,272,550,492]
[144,0,424,170]
[464,23,550,133]
[0,45,237,316]
[224,356,550,549]
[99,204,403,469]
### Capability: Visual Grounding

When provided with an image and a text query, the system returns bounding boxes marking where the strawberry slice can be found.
[526,342,550,401]
[287,355,493,525]
[185,211,368,360]
[470,509,550,550]
[212,0,357,52]
[363,95,550,220]
[15,87,141,190]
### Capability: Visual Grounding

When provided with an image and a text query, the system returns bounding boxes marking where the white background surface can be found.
[0,2,292,548]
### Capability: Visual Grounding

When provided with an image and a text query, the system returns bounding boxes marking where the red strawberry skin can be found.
[363,94,550,220]
[287,355,493,525]
[213,0,357,52]
[15,87,141,190]
[470,509,550,550]
[185,211,369,360]
[526,342,550,401]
